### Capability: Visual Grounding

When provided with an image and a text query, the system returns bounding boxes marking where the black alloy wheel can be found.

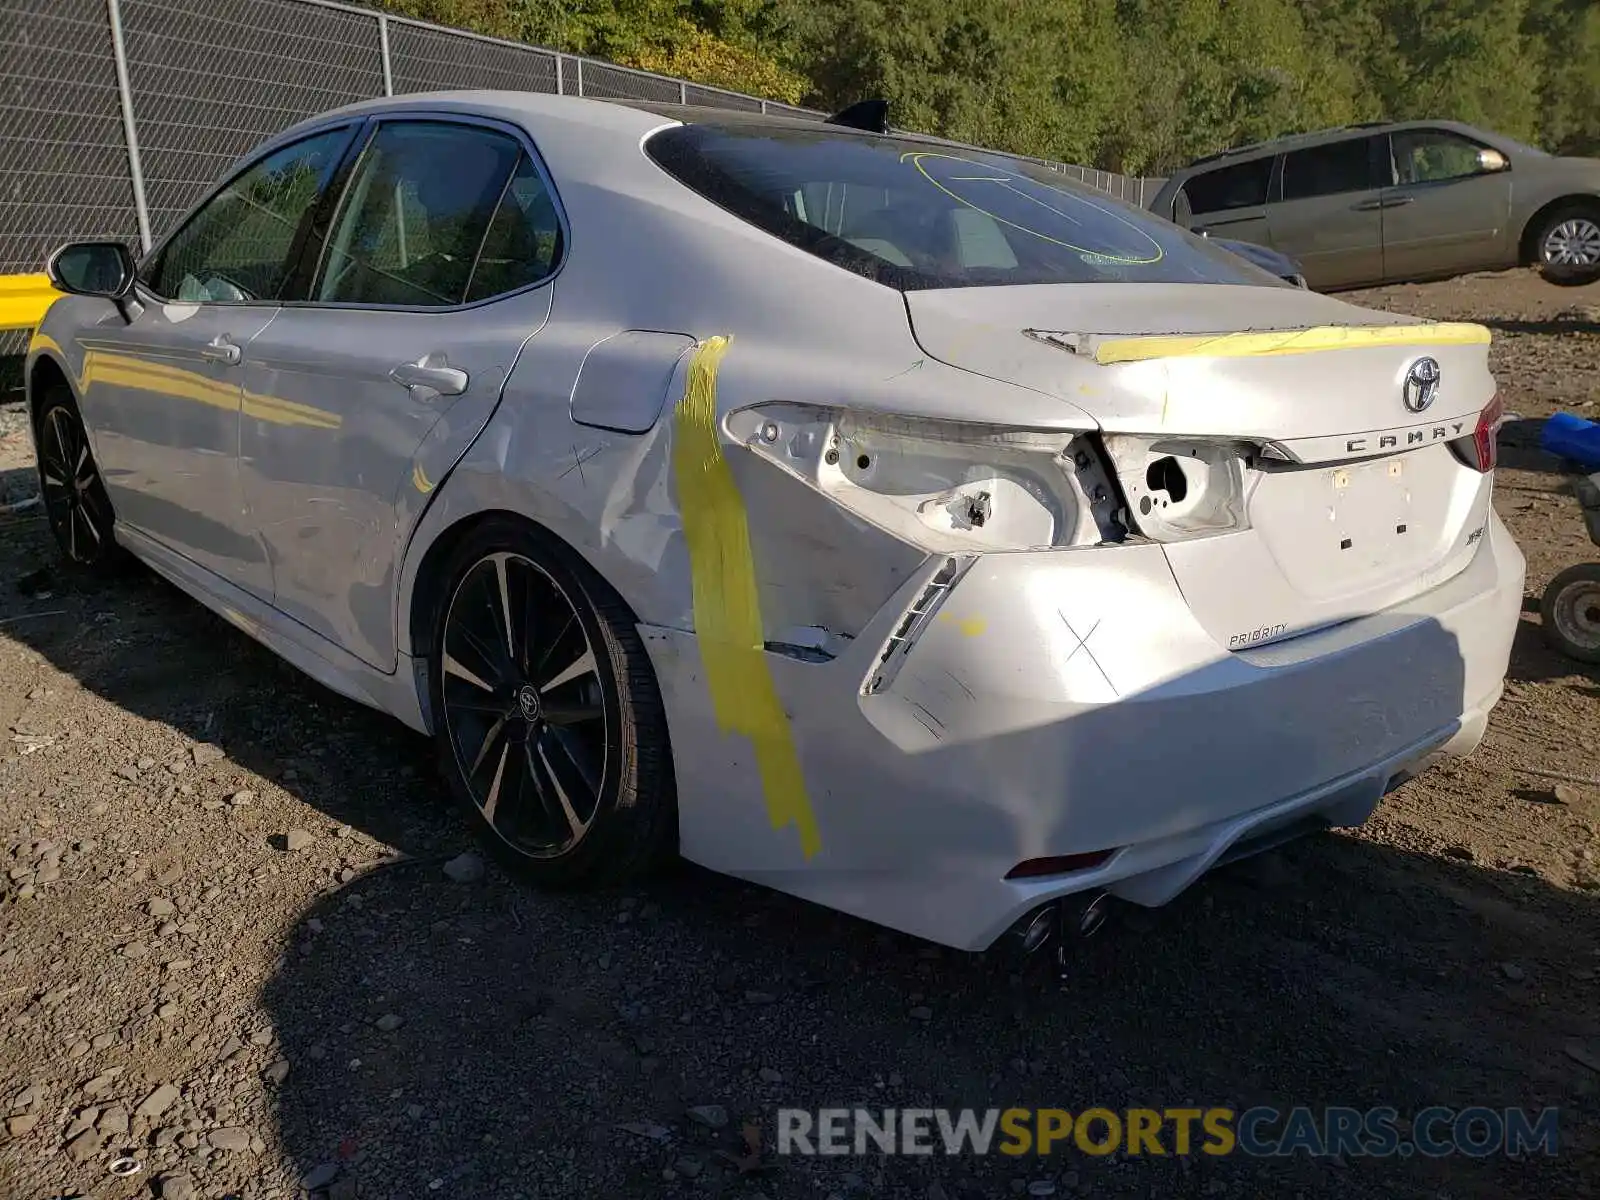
[35,386,120,571]
[430,519,675,886]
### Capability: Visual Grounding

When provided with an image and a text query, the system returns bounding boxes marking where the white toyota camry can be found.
[28,93,1523,951]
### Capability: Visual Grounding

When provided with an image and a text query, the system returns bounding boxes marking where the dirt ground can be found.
[0,270,1597,1200]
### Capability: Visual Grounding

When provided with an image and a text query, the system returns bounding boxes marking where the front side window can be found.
[1280,137,1381,201]
[647,123,1271,289]
[314,121,530,307]
[143,127,350,303]
[1181,158,1274,216]
[1391,130,1497,184]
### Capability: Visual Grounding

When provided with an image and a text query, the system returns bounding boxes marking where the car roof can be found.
[276,89,1042,162]
[281,90,841,142]
[1172,118,1499,176]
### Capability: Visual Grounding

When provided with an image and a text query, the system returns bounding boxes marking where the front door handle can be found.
[390,355,469,398]
[200,335,241,365]
[1353,195,1415,211]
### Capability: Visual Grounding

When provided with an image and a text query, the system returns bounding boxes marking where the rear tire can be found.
[1541,562,1600,664]
[427,516,677,887]
[33,384,124,574]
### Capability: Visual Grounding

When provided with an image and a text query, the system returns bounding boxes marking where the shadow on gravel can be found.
[1483,314,1600,338]
[0,468,1595,1200]
[1496,419,1581,477]
[1504,612,1591,687]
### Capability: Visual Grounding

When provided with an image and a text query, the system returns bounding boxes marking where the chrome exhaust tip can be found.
[1073,891,1111,939]
[1005,905,1057,956]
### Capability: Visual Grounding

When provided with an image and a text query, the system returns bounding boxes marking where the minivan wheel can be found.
[34,384,123,573]
[428,517,677,887]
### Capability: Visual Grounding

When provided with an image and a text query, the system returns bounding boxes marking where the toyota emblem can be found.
[1403,357,1441,413]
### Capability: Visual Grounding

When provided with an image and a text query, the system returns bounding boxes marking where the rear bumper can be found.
[644,512,1524,951]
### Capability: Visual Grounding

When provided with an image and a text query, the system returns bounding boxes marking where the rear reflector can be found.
[1451,391,1503,473]
[1004,849,1116,880]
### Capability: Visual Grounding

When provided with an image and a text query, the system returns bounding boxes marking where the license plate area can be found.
[1249,448,1458,599]
[1324,456,1415,568]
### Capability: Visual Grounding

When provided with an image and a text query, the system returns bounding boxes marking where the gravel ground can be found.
[0,269,1597,1200]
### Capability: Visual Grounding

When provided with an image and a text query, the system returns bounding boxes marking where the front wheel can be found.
[427,517,677,887]
[1541,562,1600,664]
[34,385,123,572]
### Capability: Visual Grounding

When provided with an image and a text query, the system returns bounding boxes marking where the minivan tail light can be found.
[1451,392,1503,473]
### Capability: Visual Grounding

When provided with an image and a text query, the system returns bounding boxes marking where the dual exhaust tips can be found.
[1004,891,1113,959]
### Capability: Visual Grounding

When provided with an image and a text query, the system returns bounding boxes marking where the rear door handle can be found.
[390,356,469,398]
[200,335,241,365]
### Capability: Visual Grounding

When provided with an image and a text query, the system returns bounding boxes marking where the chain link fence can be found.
[1,0,1161,292]
[0,0,819,286]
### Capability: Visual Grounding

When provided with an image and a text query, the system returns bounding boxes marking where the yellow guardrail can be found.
[0,274,63,334]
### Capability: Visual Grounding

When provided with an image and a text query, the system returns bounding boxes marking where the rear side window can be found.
[466,156,564,302]
[314,121,557,307]
[647,123,1271,290]
[1181,158,1273,216]
[1280,137,1381,200]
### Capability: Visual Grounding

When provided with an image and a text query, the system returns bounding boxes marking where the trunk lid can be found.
[904,282,1499,647]
[904,283,1493,441]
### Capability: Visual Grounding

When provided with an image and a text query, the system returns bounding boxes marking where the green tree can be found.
[1322,0,1542,140]
[1527,0,1600,154]
[367,0,1600,172]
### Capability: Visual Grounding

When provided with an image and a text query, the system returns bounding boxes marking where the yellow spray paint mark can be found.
[937,612,987,637]
[1094,322,1490,366]
[671,336,821,860]
[412,461,434,494]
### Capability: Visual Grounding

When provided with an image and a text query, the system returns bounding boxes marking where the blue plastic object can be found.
[1541,411,1600,473]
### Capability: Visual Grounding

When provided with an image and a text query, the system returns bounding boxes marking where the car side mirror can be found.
[1477,148,1508,173]
[47,241,136,300]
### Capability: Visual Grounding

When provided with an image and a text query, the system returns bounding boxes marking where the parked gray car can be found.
[1151,120,1600,291]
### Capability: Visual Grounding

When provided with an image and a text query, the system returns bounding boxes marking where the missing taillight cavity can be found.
[1451,392,1504,473]
[1146,455,1189,503]
[1103,436,1252,543]
[728,402,1128,552]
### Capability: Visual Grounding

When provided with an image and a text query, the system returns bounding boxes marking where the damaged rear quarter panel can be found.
[398,317,1094,660]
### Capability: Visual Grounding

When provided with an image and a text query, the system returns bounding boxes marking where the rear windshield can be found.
[646,123,1276,290]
